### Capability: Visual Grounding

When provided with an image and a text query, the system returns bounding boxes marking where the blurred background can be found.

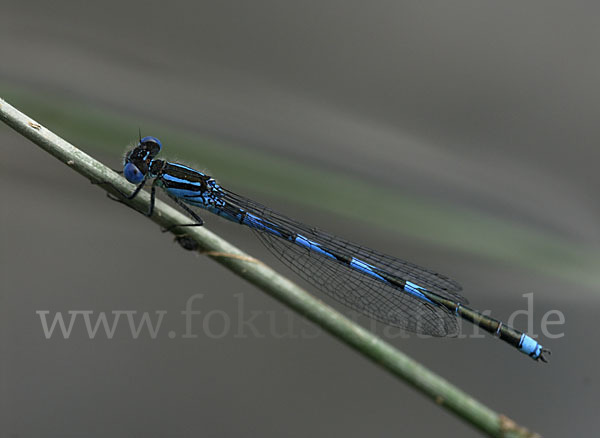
[1,1,598,437]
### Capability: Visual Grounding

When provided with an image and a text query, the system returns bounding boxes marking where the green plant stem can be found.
[0,96,540,438]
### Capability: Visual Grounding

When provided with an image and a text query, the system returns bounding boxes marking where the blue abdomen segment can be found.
[242,212,286,236]
[404,281,435,303]
[296,235,338,261]
[518,334,543,360]
[349,257,386,281]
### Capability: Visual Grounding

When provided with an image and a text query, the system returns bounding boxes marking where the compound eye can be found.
[124,162,144,184]
[140,136,162,155]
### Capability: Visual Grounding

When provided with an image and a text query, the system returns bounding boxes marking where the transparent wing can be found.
[221,190,466,336]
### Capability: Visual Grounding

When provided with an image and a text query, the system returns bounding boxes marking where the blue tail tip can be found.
[519,334,551,363]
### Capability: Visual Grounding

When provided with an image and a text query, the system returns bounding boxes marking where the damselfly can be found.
[113,136,550,362]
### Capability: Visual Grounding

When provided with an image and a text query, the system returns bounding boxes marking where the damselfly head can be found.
[123,136,163,184]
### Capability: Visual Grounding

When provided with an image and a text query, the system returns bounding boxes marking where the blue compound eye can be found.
[124,162,144,184]
[140,136,162,154]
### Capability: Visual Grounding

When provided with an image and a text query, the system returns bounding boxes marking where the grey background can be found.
[1,2,598,437]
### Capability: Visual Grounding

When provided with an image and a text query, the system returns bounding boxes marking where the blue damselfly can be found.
[112,136,549,362]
